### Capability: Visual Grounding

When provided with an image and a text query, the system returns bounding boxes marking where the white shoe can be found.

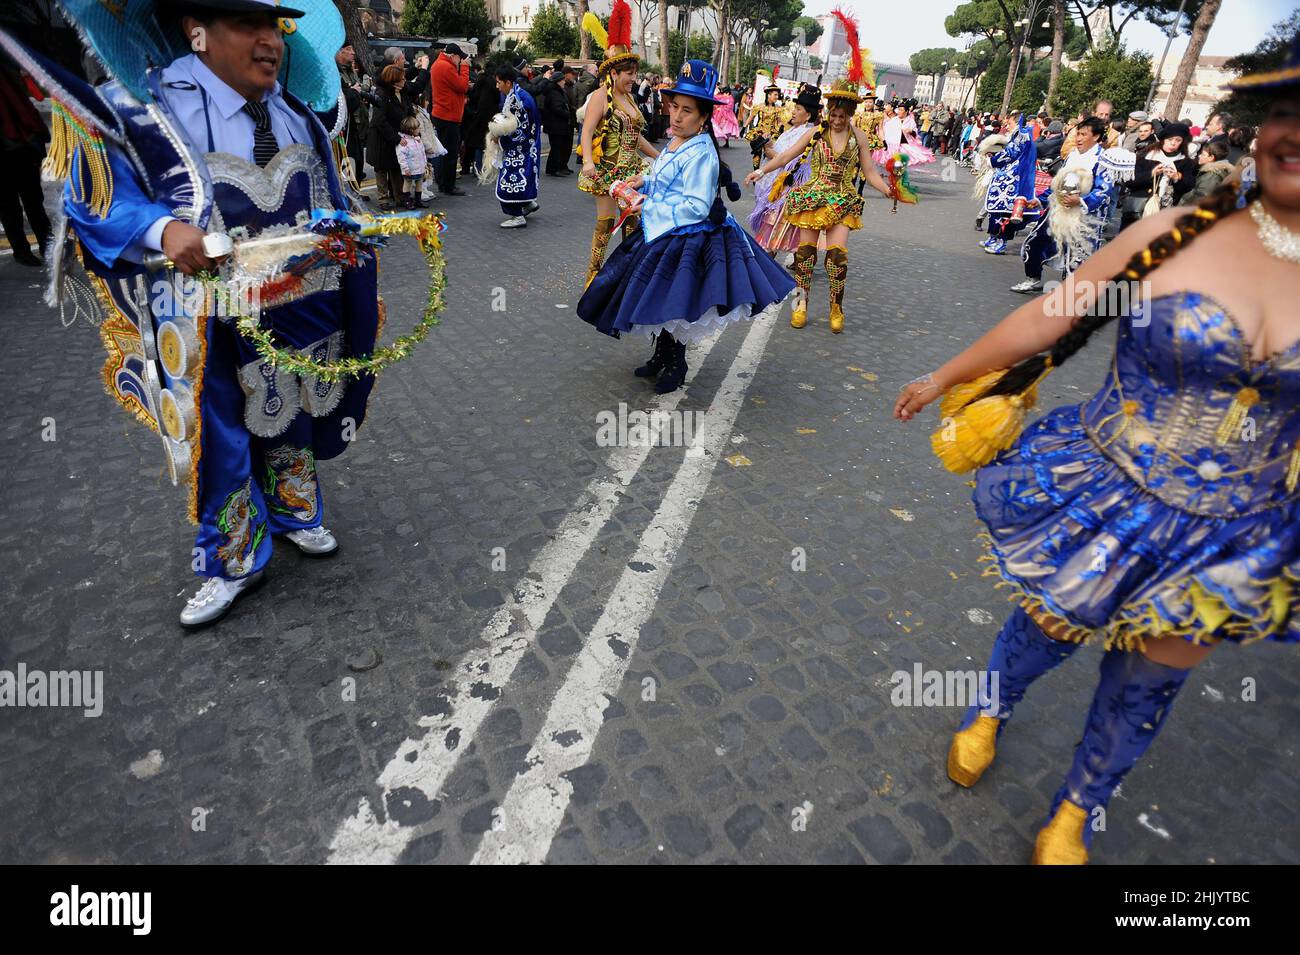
[180,571,266,628]
[1010,278,1044,294]
[286,525,339,557]
[500,216,527,228]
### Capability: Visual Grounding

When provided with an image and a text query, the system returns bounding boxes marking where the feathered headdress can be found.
[581,11,608,51]
[826,8,867,102]
[589,0,638,76]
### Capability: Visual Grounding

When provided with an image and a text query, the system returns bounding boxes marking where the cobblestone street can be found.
[1,144,1296,865]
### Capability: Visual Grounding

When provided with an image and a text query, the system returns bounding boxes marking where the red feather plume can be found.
[830,7,864,85]
[608,0,633,49]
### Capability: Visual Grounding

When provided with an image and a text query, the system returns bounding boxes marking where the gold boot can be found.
[585,216,616,289]
[946,715,999,788]
[825,245,848,334]
[790,243,816,329]
[1031,801,1090,865]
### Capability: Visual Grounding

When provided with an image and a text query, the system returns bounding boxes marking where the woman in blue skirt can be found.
[577,59,796,394]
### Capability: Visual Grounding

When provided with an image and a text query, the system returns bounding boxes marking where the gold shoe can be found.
[947,715,999,788]
[829,305,844,333]
[1031,801,1090,865]
[791,305,807,329]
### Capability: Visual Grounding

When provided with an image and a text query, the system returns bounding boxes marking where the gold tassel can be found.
[1214,386,1259,446]
[932,363,1049,474]
[1285,439,1300,493]
[42,107,75,180]
[48,101,114,218]
[768,170,789,202]
[1123,399,1140,451]
[939,369,1004,418]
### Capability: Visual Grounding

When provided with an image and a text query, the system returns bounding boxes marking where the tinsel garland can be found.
[226,214,446,384]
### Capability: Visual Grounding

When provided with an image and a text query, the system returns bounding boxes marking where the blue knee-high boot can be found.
[948,606,1081,787]
[1034,648,1190,864]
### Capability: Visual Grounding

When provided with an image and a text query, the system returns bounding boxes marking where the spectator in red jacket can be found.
[430,42,470,196]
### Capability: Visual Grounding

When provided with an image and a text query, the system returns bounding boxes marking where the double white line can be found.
[329,314,777,864]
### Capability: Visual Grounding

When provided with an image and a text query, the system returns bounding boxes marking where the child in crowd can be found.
[396,116,428,209]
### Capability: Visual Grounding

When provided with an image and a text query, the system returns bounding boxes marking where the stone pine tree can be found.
[1163,0,1222,119]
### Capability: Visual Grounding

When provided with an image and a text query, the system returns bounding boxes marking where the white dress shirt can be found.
[140,54,315,252]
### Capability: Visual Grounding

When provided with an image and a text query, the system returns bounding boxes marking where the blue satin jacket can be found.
[640,133,722,243]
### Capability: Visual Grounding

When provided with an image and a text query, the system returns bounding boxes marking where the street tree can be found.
[529,3,579,57]
[401,0,492,41]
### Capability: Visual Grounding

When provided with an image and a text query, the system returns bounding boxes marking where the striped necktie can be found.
[242,100,278,167]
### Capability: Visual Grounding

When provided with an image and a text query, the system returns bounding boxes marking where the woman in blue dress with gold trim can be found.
[894,42,1300,864]
[577,60,795,394]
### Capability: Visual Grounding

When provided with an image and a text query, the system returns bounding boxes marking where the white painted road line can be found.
[471,312,778,865]
[327,333,722,864]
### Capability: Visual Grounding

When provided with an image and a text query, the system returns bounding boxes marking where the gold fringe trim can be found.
[977,532,1297,652]
[48,101,114,217]
[186,309,209,526]
[785,206,862,231]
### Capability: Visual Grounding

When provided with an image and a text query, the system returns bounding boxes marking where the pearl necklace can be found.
[1249,200,1300,264]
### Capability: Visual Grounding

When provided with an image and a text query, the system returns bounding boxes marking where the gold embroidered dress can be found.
[578,101,646,196]
[783,132,864,231]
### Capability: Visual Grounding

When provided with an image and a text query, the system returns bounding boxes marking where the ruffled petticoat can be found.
[975,405,1300,650]
[576,217,796,343]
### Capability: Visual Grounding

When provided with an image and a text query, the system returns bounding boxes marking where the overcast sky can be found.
[800,0,1293,68]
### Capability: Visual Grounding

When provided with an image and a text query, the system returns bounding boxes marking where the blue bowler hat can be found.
[664,58,724,104]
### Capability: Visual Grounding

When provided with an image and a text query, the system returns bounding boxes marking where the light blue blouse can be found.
[640,133,721,243]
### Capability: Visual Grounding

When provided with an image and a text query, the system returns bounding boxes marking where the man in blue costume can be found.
[1011,116,1120,294]
[979,115,1040,255]
[492,65,541,229]
[1,0,382,627]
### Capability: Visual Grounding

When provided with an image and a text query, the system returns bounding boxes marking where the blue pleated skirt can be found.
[577,216,796,342]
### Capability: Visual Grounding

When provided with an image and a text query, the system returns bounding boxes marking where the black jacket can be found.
[366,88,411,172]
[1130,152,1198,201]
[462,74,499,150]
[539,78,573,133]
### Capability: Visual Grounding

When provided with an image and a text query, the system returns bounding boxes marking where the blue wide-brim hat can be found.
[664,58,724,104]
[55,0,341,111]
[1228,31,1300,92]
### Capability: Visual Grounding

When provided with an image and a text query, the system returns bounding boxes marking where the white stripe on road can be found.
[327,333,722,864]
[472,312,778,865]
